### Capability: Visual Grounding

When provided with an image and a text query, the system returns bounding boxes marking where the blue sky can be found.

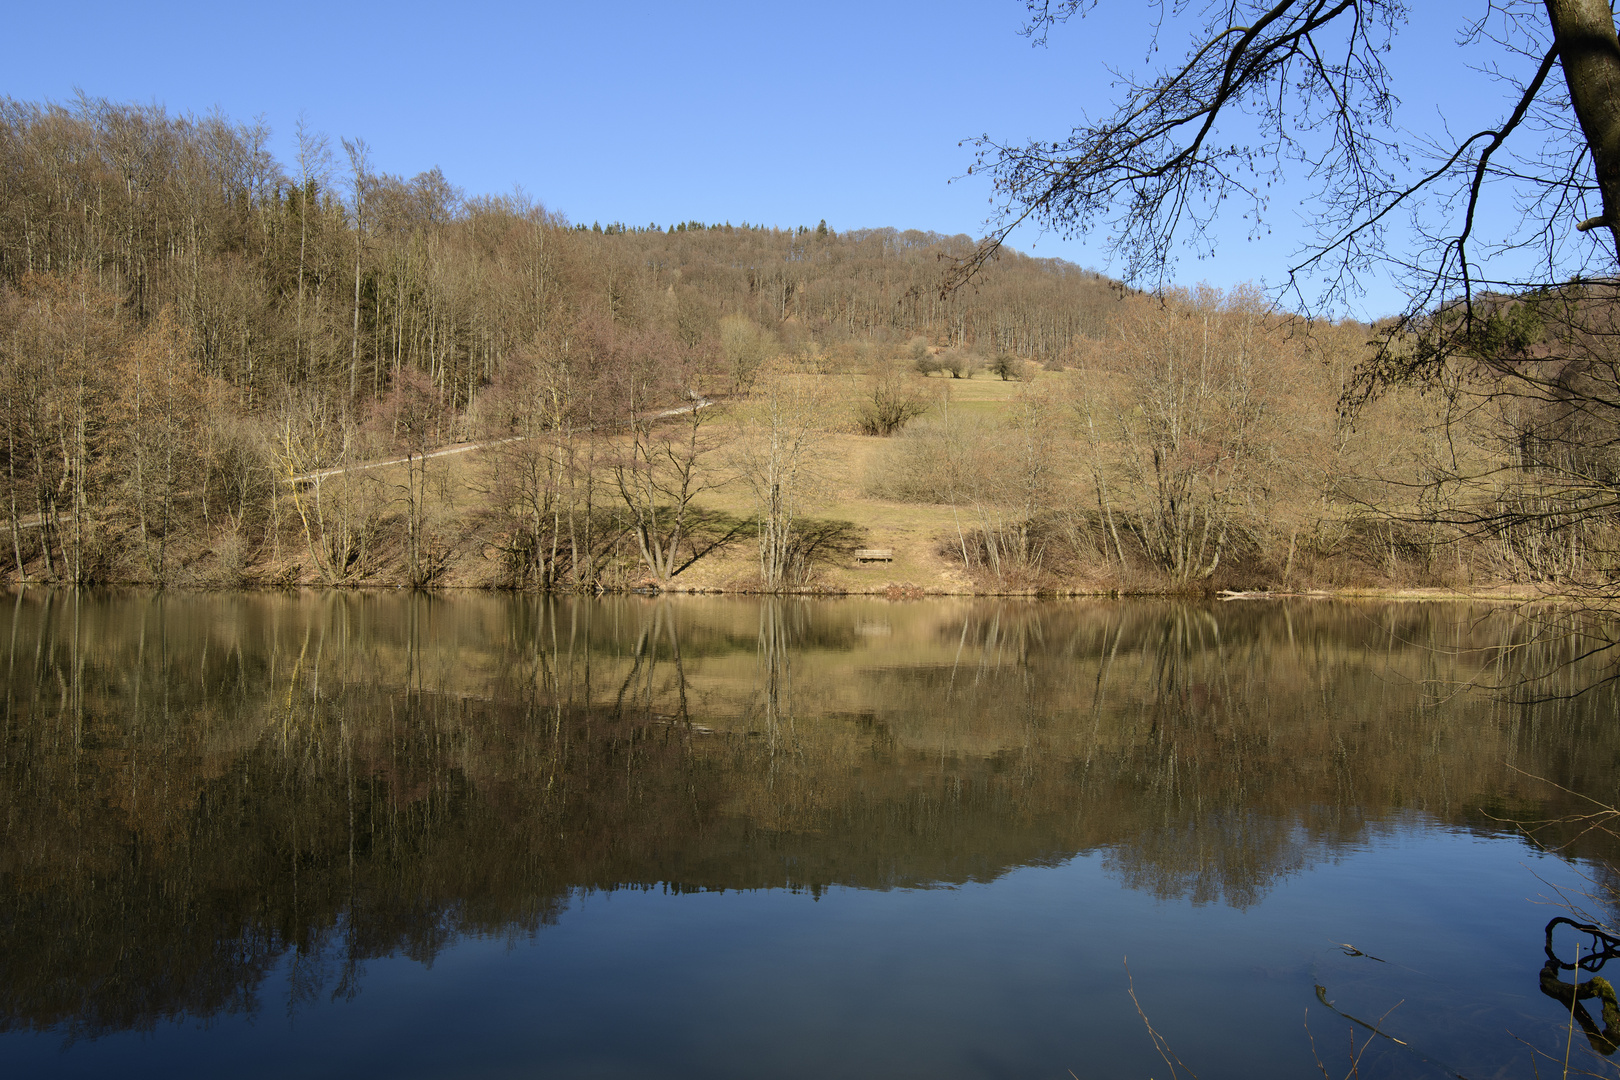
[7,2,1572,319]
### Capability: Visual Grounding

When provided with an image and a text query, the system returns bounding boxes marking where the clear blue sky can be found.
[6,2,1561,319]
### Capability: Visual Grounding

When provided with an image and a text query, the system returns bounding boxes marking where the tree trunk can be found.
[1546,0,1620,262]
[8,433,23,582]
[351,242,361,402]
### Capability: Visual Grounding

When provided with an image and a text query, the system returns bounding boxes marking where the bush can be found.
[855,362,933,436]
[937,347,982,379]
[991,353,1029,381]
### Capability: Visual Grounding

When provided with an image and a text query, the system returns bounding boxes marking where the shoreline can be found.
[4,580,1583,604]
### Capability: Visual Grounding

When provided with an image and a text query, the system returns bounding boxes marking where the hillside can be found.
[0,96,1127,590]
[2,96,1611,597]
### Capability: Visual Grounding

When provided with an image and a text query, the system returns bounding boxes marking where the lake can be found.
[3,592,1618,1078]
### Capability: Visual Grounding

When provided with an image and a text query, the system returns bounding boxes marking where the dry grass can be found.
[250,366,1502,596]
[676,429,977,592]
[333,393,986,592]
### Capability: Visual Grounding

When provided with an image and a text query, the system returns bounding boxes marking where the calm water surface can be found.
[3,593,1619,1078]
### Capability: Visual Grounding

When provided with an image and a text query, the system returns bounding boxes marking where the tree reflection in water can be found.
[1,591,1617,1042]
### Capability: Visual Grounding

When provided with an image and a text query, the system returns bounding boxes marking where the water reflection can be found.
[2,591,1617,1043]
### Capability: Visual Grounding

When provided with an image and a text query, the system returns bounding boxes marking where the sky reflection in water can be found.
[2,593,1616,1078]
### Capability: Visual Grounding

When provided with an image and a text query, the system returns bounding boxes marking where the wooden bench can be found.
[854,548,894,563]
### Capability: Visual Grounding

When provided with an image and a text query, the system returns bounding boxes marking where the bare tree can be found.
[341,137,371,404]
[720,315,773,396]
[990,353,1028,381]
[966,1,1620,321]
[0,273,123,582]
[371,368,450,587]
[480,327,626,592]
[853,352,933,436]
[274,387,378,583]
[936,345,982,380]
[966,1,1620,605]
[292,115,333,381]
[969,384,1065,582]
[117,308,206,582]
[614,383,737,588]
[1099,286,1281,582]
[730,365,828,590]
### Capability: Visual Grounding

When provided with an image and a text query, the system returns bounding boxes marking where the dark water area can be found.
[3,592,1620,1078]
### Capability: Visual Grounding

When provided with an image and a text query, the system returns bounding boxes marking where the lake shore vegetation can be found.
[1,97,1615,598]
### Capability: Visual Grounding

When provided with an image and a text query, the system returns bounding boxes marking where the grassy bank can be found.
[20,364,1559,601]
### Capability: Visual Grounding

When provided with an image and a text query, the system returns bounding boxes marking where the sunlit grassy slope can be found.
[653,372,1034,593]
[414,370,1033,593]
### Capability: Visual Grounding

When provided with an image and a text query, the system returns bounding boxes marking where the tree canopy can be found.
[968,0,1620,322]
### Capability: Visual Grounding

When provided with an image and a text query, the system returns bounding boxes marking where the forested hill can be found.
[581,220,1122,363]
[2,98,1604,600]
[0,96,1121,413]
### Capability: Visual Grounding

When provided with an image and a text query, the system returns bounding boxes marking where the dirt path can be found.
[289,398,716,484]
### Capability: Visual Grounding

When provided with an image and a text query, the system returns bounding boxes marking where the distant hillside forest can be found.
[0,97,1119,406]
[1,96,1614,596]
